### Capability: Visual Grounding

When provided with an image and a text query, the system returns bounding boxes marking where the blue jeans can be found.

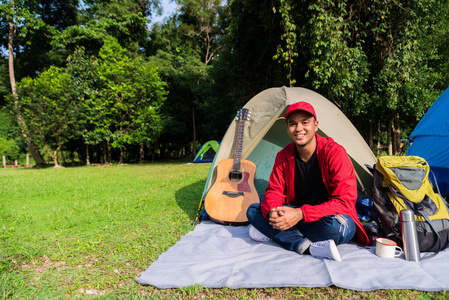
[246,203,356,254]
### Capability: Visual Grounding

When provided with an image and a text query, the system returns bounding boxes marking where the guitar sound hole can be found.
[229,171,243,182]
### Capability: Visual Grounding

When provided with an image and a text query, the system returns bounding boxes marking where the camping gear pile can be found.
[370,156,449,253]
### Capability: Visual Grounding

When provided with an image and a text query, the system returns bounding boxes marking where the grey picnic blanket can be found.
[136,221,449,291]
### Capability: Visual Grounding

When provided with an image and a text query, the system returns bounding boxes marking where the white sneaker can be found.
[248,225,271,242]
[309,239,342,261]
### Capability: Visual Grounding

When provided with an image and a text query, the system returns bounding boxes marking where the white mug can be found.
[375,237,403,258]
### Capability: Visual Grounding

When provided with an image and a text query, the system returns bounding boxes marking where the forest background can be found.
[1,0,448,166]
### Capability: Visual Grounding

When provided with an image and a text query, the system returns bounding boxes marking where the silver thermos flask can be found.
[400,209,421,261]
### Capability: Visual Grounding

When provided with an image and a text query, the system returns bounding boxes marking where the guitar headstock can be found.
[236,108,251,121]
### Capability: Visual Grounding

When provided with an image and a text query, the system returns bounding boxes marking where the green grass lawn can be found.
[0,163,447,299]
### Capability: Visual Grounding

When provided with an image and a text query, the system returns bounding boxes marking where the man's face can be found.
[286,110,318,149]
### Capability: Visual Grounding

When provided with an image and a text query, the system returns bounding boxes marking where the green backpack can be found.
[371,156,449,253]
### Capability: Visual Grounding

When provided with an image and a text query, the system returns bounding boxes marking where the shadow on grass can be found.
[175,179,207,223]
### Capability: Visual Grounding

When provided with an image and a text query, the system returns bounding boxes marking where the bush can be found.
[0,137,20,160]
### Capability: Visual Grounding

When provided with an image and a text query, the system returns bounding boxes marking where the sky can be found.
[152,0,178,24]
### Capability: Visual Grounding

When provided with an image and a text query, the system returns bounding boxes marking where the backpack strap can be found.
[430,169,448,204]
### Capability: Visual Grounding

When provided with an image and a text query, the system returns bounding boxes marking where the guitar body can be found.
[205,158,259,225]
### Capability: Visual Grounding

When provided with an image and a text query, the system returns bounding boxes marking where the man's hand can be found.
[268,206,303,231]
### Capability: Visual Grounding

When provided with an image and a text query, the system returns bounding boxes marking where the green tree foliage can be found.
[2,0,449,163]
[148,0,229,158]
[0,137,20,160]
[360,0,443,153]
[3,0,167,165]
[219,0,446,154]
[0,109,14,140]
[301,0,370,114]
[0,59,9,106]
[95,37,167,163]
[272,0,298,87]
[1,0,79,164]
[64,47,103,163]
[203,0,289,143]
[13,66,77,166]
[215,0,287,96]
[0,108,20,160]
[436,8,449,90]
[12,38,167,165]
[51,0,156,58]
[0,0,78,78]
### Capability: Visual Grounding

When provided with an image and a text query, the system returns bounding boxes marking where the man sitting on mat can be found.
[246,101,369,261]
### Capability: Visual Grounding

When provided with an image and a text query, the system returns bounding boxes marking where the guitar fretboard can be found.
[232,115,246,170]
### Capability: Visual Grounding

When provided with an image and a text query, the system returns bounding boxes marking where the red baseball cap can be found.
[284,101,317,121]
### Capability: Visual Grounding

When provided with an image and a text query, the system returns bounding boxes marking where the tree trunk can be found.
[192,109,197,157]
[8,2,46,165]
[152,146,156,162]
[151,141,158,162]
[61,149,66,166]
[26,141,46,164]
[387,116,393,156]
[86,144,90,165]
[107,141,112,163]
[393,112,401,155]
[139,144,144,163]
[100,143,105,164]
[368,123,374,151]
[44,144,60,167]
[119,148,124,164]
[377,121,381,155]
[53,147,60,167]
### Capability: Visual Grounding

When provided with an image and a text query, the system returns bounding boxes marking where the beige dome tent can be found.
[199,87,377,221]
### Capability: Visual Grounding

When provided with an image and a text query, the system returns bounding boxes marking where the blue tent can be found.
[407,88,449,199]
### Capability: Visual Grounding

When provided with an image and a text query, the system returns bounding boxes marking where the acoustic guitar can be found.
[205,108,259,225]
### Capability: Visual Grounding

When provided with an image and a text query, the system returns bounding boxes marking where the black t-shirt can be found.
[294,148,329,206]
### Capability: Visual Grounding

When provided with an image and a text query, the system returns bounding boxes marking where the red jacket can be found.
[261,134,370,246]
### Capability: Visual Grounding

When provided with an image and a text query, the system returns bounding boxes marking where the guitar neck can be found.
[233,118,245,170]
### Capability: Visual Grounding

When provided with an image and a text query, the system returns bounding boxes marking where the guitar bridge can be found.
[222,191,244,198]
